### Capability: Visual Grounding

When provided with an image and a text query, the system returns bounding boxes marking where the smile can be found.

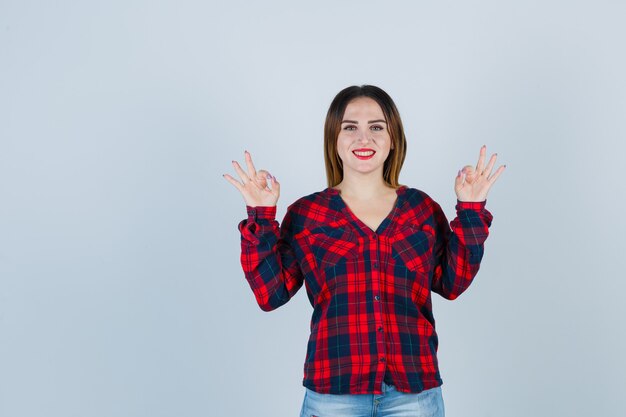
[352,149,376,160]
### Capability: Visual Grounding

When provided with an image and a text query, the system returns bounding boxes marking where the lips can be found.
[352,149,376,160]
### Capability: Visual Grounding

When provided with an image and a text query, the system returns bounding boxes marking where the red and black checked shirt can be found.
[237,185,493,395]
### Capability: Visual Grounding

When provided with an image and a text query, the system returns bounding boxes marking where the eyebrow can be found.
[341,119,387,124]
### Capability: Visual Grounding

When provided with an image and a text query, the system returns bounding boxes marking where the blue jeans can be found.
[299,381,445,417]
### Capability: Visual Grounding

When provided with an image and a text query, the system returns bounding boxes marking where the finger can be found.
[256,169,271,189]
[487,165,506,183]
[483,153,498,177]
[454,172,468,200]
[462,165,474,183]
[475,145,486,174]
[455,169,464,188]
[232,160,250,182]
[270,175,280,197]
[462,165,474,175]
[223,173,244,192]
[244,150,257,179]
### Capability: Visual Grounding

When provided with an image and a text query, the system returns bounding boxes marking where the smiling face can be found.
[336,97,392,179]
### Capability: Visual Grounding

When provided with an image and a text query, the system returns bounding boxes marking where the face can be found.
[336,97,392,179]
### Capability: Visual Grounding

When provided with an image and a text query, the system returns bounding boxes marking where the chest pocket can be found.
[391,223,435,273]
[306,226,359,271]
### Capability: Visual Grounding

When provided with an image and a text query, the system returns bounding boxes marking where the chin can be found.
[347,165,385,175]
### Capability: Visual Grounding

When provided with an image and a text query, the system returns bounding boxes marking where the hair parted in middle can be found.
[323,84,407,189]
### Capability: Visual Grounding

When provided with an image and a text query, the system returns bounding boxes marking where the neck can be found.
[334,172,393,200]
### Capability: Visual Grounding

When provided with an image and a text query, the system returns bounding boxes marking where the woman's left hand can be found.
[455,145,506,202]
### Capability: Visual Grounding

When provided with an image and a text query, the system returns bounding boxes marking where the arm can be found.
[238,204,304,311]
[431,144,503,299]
[223,150,301,311]
[430,199,493,300]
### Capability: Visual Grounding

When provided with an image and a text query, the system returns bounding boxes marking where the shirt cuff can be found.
[246,205,277,221]
[455,199,486,211]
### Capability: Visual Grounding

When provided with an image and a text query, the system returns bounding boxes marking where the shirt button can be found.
[380,357,386,363]
[378,326,383,332]
[374,295,380,301]
[373,262,379,269]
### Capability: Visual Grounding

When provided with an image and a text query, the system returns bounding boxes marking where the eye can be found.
[371,125,384,131]
[343,125,357,131]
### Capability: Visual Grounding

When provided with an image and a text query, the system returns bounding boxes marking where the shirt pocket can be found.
[306,226,359,271]
[391,223,435,274]
[305,225,359,305]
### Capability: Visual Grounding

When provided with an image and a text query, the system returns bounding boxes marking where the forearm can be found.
[431,200,493,300]
[239,205,303,311]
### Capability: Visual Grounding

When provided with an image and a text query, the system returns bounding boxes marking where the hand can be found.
[454,145,506,202]
[223,150,280,207]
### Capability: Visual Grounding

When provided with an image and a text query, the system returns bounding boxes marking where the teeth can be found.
[353,150,375,156]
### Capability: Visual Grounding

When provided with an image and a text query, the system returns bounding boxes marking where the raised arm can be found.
[430,199,493,300]
[431,145,504,299]
[223,150,303,311]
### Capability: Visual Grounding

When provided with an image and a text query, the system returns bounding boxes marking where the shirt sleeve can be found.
[430,199,493,300]
[237,204,304,311]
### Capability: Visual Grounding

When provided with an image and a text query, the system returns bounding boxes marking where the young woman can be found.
[223,85,505,417]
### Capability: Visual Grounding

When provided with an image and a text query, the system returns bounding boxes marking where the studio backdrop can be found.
[0,1,624,416]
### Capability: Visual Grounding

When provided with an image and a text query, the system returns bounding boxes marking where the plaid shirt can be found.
[237,185,493,394]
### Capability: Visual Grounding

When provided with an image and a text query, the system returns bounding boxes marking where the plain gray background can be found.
[1,1,624,416]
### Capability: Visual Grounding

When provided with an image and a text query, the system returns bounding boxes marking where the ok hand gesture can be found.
[455,145,506,202]
[223,150,280,207]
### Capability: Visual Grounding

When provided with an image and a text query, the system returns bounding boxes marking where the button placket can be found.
[371,232,388,387]
[372,233,379,269]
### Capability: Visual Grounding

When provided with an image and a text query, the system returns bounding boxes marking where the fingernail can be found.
[266,173,272,179]
[457,170,461,177]
[273,175,277,181]
[245,150,249,154]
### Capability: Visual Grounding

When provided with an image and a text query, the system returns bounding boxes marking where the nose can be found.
[357,130,372,144]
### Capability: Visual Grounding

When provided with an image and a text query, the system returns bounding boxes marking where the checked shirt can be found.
[237,185,493,395]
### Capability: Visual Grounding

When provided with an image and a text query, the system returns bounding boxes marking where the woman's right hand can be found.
[223,150,280,207]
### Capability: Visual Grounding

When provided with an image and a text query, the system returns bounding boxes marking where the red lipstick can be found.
[352,148,376,160]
